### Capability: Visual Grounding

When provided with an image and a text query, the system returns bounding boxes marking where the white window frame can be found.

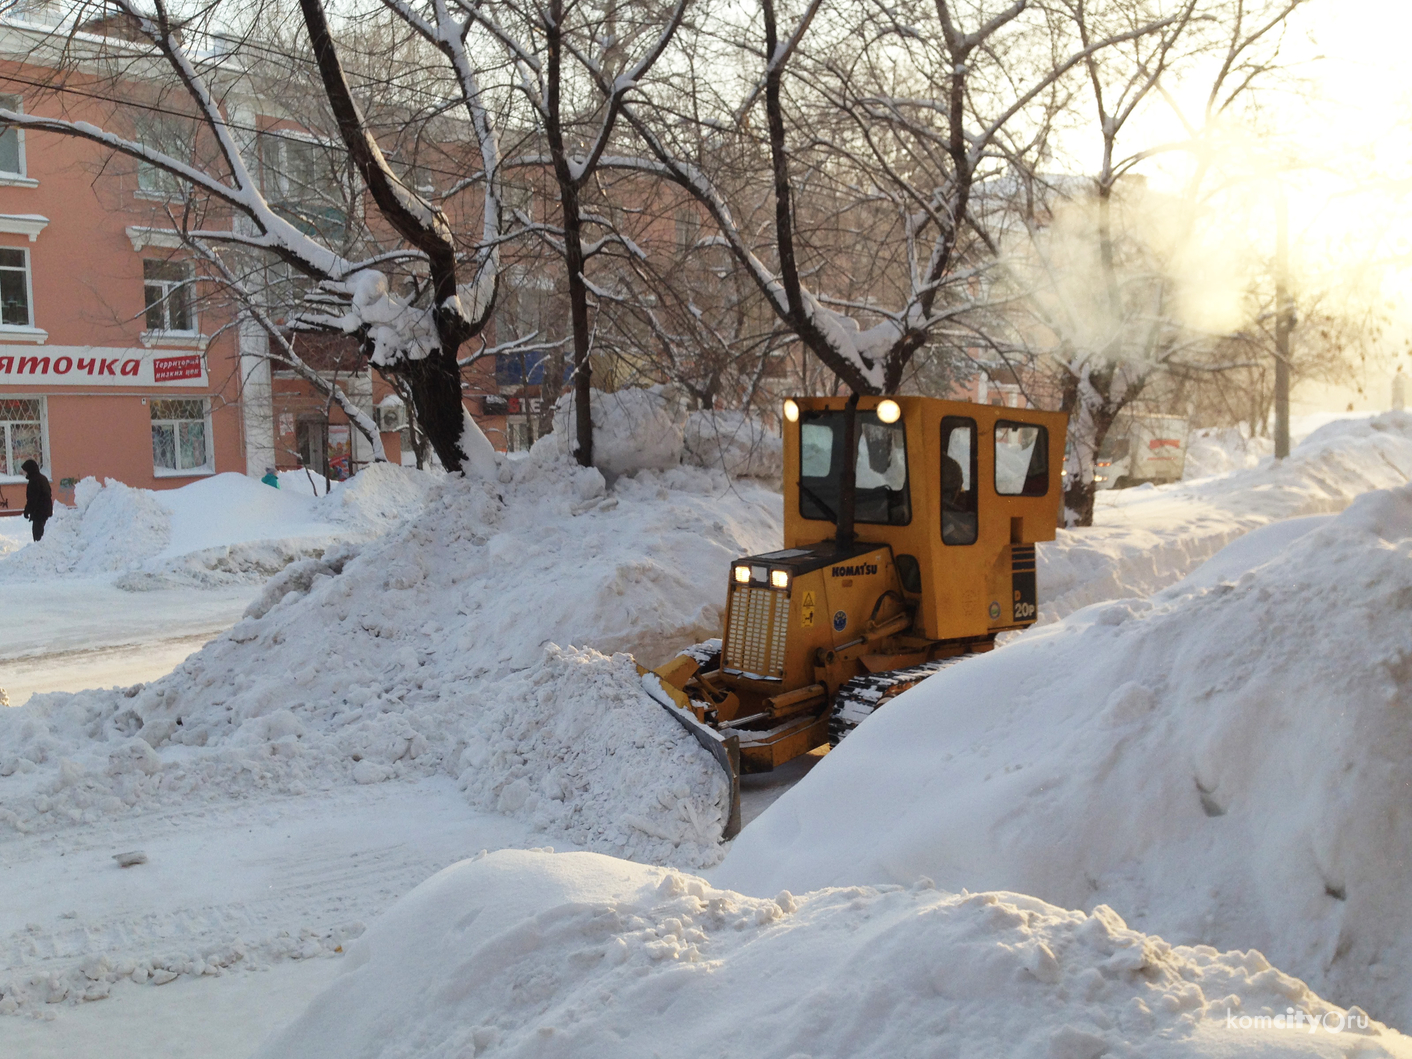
[0,93,34,187]
[133,115,192,201]
[0,394,48,485]
[257,129,356,241]
[506,415,533,453]
[0,244,36,331]
[142,258,198,336]
[149,396,214,478]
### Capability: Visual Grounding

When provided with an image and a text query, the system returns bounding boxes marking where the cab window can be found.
[995,420,1049,496]
[940,416,977,544]
[798,409,911,525]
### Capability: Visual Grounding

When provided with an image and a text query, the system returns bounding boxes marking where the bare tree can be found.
[1,0,507,472]
[994,0,1307,524]
[600,0,1181,403]
[442,0,687,465]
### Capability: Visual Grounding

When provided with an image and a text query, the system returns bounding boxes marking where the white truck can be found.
[1094,415,1188,489]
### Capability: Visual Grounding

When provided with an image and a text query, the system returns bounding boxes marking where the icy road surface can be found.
[0,580,257,707]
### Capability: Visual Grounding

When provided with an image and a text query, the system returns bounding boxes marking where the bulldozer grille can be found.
[724,585,789,679]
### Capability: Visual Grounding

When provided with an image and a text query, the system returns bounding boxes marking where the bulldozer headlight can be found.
[876,399,901,424]
[734,564,751,584]
[783,398,800,423]
[770,569,790,589]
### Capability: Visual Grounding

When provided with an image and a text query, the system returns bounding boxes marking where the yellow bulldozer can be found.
[641,394,1068,838]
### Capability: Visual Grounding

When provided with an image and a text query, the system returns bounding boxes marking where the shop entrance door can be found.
[296,418,328,478]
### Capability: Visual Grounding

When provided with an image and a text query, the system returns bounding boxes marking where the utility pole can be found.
[1274,186,1291,459]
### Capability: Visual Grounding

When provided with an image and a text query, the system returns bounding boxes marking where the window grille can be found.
[0,397,41,476]
[150,398,208,472]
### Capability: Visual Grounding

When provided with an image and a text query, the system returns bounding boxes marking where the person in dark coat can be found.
[21,459,52,542]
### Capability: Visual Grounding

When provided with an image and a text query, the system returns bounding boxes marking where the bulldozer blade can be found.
[639,669,742,840]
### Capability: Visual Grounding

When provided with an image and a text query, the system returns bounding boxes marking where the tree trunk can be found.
[544,0,595,468]
[562,186,595,467]
[397,352,470,471]
[1062,414,1118,527]
[1060,366,1126,528]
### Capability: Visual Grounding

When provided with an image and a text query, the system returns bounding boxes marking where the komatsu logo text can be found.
[831,563,878,577]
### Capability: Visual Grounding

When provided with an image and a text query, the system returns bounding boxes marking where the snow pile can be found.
[1040,411,1412,621]
[0,517,25,558]
[320,460,438,533]
[276,468,332,496]
[548,388,787,480]
[548,386,684,476]
[682,410,783,478]
[454,647,729,855]
[0,466,436,587]
[0,476,172,578]
[257,849,1410,1059]
[720,481,1412,1029]
[0,453,777,863]
[1183,426,1272,479]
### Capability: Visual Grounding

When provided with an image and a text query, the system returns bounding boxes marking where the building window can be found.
[0,397,42,476]
[296,417,327,477]
[507,417,536,452]
[0,94,24,176]
[151,398,209,473]
[0,247,31,326]
[501,181,533,222]
[143,259,195,333]
[674,208,700,252]
[258,131,349,244]
[134,115,193,197]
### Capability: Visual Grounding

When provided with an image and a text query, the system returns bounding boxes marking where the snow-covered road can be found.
[1,778,587,1056]
[2,767,821,1058]
[0,580,257,707]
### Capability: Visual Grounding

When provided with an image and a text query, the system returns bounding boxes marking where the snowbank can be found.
[1183,426,1272,479]
[682,409,783,478]
[276,468,332,496]
[1040,412,1412,621]
[546,385,788,481]
[0,516,26,558]
[257,849,1411,1059]
[0,452,778,867]
[549,386,684,476]
[718,481,1412,1029]
[0,465,436,587]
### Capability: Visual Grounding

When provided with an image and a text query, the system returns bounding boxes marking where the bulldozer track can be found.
[829,655,973,745]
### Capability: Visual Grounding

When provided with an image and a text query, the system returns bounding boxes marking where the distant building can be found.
[0,16,435,512]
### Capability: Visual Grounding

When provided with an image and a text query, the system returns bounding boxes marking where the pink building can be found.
[0,70,250,513]
[0,17,411,514]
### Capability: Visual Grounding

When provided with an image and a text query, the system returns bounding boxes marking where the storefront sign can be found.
[152,355,203,382]
[0,346,209,387]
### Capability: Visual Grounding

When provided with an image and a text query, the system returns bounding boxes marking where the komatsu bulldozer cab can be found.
[779,395,1066,643]
[645,395,1067,836]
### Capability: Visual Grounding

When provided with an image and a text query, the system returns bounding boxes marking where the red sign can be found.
[1148,437,1181,450]
[153,355,204,382]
